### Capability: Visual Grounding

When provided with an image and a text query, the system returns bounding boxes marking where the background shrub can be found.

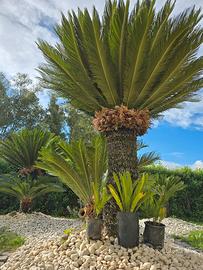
[0,161,202,222]
[144,166,203,222]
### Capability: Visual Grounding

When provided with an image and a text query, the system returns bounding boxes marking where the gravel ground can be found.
[0,212,82,240]
[0,212,202,270]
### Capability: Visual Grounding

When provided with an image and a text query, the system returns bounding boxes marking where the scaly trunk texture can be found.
[20,198,32,213]
[104,128,138,236]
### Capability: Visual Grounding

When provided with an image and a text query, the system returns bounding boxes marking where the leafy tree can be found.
[44,95,66,138]
[37,0,203,235]
[65,104,97,142]
[0,73,46,138]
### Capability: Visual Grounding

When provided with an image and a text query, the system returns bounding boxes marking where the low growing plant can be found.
[173,230,203,251]
[108,172,150,212]
[0,175,64,213]
[36,136,111,219]
[142,174,186,223]
[0,227,25,252]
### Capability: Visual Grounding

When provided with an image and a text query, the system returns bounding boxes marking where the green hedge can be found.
[0,159,202,222]
[0,159,79,216]
[144,166,203,222]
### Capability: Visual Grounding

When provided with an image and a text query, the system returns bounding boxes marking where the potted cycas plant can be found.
[108,172,149,248]
[142,174,186,249]
[36,136,111,240]
[86,177,111,240]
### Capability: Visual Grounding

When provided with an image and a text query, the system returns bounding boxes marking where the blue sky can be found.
[0,0,203,168]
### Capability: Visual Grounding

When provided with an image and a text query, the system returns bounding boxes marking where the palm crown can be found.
[37,0,203,117]
[0,128,56,174]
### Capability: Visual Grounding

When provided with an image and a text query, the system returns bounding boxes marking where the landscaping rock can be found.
[0,213,203,270]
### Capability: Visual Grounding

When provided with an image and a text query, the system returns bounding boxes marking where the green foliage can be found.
[0,128,56,172]
[144,166,203,222]
[36,136,109,216]
[92,175,111,216]
[64,228,74,235]
[44,95,66,138]
[38,1,203,116]
[0,174,64,212]
[0,73,46,139]
[109,172,149,212]
[142,173,186,222]
[0,158,11,174]
[0,227,25,252]
[65,104,97,143]
[174,230,203,251]
[137,140,160,170]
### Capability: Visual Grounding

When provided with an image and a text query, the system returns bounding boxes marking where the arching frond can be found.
[37,0,203,117]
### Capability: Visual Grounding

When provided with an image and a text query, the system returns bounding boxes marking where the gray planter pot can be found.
[117,212,139,248]
[86,218,103,240]
[143,221,165,249]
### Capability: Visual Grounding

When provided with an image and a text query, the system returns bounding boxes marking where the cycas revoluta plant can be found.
[36,136,111,218]
[137,140,160,170]
[109,172,149,212]
[142,174,186,223]
[0,175,64,213]
[37,0,203,235]
[0,128,56,177]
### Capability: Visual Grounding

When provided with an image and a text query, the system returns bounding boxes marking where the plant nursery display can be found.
[142,174,186,249]
[36,136,111,240]
[37,0,203,235]
[109,172,150,248]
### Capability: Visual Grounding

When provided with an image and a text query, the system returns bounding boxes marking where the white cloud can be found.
[159,160,203,170]
[0,0,203,130]
[162,91,203,130]
[191,160,203,169]
[159,160,182,169]
[0,0,202,77]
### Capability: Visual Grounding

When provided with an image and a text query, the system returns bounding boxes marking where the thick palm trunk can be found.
[19,198,32,213]
[104,128,138,236]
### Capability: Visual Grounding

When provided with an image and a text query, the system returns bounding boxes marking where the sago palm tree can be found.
[37,0,203,235]
[0,128,56,177]
[0,175,64,213]
[36,136,110,218]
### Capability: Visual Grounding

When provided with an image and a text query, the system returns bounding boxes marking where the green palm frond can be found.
[0,129,56,171]
[109,172,150,212]
[137,152,160,169]
[137,140,160,170]
[141,174,186,222]
[36,136,109,215]
[0,174,64,206]
[38,0,203,116]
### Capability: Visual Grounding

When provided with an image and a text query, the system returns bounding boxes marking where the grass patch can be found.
[0,227,25,252]
[173,230,203,251]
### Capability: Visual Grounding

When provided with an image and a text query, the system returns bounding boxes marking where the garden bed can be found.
[0,213,202,270]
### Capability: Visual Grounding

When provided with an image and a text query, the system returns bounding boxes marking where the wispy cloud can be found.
[159,160,203,170]
[0,0,203,130]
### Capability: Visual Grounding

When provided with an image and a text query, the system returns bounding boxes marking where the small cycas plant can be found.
[0,174,65,213]
[36,136,111,218]
[108,172,150,212]
[142,174,186,223]
[0,128,56,177]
